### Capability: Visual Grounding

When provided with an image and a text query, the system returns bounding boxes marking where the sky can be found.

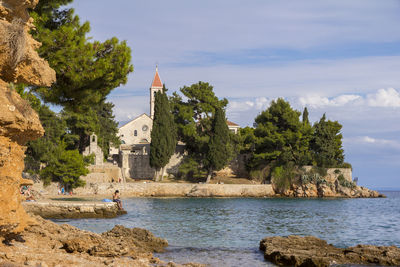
[69,0,400,190]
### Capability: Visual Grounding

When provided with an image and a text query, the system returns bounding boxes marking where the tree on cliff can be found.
[204,108,231,183]
[252,98,312,168]
[311,114,344,167]
[150,87,177,181]
[170,82,232,181]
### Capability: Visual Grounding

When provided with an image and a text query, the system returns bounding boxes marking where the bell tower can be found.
[150,66,163,119]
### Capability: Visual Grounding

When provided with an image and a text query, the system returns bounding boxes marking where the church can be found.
[110,67,240,180]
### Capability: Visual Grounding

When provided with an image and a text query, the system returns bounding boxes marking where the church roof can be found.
[151,67,163,88]
[226,120,240,127]
[119,113,152,129]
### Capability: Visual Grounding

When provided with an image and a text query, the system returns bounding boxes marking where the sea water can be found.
[55,191,400,267]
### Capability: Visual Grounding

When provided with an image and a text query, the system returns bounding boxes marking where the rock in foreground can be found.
[0,0,55,236]
[0,216,204,267]
[260,235,400,267]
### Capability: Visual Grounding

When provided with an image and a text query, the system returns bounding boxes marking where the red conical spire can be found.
[151,66,163,88]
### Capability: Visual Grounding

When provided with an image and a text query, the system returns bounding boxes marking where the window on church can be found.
[92,135,96,142]
[134,130,137,136]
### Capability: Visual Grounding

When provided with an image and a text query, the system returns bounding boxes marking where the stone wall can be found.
[303,166,352,183]
[120,144,186,180]
[128,154,154,179]
[82,164,122,183]
[73,182,275,198]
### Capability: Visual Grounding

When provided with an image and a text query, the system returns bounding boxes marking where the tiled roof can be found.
[151,67,163,88]
[226,120,239,127]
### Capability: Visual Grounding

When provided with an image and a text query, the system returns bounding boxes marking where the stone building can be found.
[83,133,104,166]
[111,67,240,180]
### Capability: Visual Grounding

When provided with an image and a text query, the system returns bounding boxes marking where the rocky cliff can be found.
[0,0,55,235]
[272,167,383,198]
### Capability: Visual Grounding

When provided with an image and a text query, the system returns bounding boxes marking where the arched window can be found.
[134,130,137,136]
[92,135,96,142]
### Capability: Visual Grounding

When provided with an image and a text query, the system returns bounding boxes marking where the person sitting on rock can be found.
[113,190,123,210]
[25,187,35,201]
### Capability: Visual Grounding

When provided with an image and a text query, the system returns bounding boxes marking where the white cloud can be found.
[255,97,270,110]
[363,136,377,143]
[344,136,400,150]
[299,94,361,108]
[299,88,400,109]
[366,88,400,107]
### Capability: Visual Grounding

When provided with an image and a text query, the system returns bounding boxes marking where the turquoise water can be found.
[55,191,400,266]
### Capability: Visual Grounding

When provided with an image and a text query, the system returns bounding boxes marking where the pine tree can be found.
[150,88,177,181]
[30,5,133,111]
[170,82,229,180]
[205,108,231,183]
[40,142,89,190]
[253,98,305,166]
[311,114,345,167]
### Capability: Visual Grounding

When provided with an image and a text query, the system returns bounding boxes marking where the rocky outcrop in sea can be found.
[260,235,400,267]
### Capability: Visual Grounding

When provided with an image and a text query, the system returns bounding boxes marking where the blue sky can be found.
[69,0,400,189]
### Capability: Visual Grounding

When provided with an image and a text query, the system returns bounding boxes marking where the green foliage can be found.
[205,108,231,173]
[252,98,313,167]
[311,114,344,167]
[249,167,270,182]
[177,156,205,180]
[95,102,121,158]
[22,95,68,173]
[150,88,177,173]
[340,162,352,169]
[26,0,127,158]
[244,99,347,177]
[40,142,88,189]
[300,172,327,185]
[314,166,328,177]
[30,5,133,110]
[271,163,296,193]
[170,82,232,180]
[238,127,256,153]
[337,174,356,189]
[302,107,310,125]
[61,108,98,151]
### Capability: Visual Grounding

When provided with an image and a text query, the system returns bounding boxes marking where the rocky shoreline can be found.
[0,215,204,267]
[260,235,400,267]
[23,201,127,219]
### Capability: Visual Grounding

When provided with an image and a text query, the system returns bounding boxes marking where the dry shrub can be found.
[5,18,27,67]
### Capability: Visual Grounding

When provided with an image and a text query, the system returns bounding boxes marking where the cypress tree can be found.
[302,107,310,125]
[150,89,177,181]
[205,107,231,183]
